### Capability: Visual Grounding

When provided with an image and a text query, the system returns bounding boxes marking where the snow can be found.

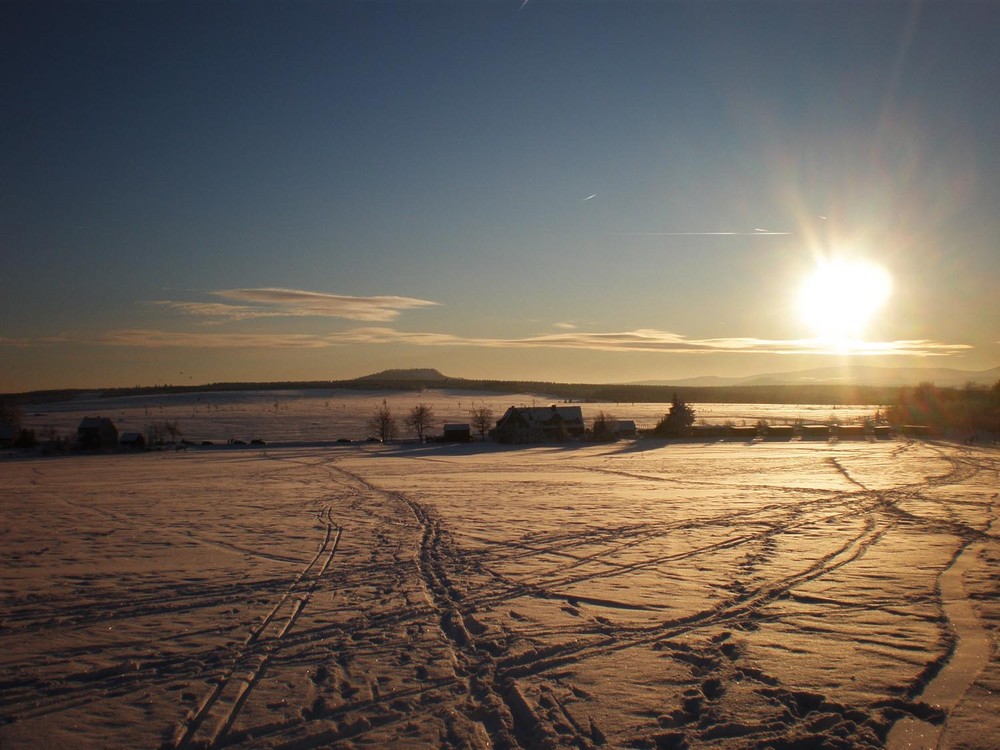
[1,397,997,749]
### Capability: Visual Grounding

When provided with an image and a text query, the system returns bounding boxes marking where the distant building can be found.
[833,424,867,440]
[0,423,18,449]
[799,424,830,440]
[611,420,637,439]
[119,432,146,450]
[494,405,585,443]
[442,423,472,442]
[77,417,118,451]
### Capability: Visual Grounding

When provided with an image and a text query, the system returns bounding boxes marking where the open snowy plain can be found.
[1,398,997,749]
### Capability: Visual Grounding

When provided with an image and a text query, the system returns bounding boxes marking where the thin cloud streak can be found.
[153,288,440,322]
[89,327,970,357]
[618,231,792,236]
[0,335,69,347]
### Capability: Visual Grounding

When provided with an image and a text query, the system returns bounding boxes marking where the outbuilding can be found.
[77,417,118,451]
[442,423,472,442]
[0,423,18,449]
[611,420,638,439]
[120,432,146,450]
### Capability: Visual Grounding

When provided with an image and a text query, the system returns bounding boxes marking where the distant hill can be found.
[6,364,999,407]
[354,368,448,383]
[639,365,1000,388]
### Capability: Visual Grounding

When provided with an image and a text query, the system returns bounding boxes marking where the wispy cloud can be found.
[553,322,578,330]
[96,329,336,349]
[89,327,970,357]
[0,335,69,347]
[153,288,440,322]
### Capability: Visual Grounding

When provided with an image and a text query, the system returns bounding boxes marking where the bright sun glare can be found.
[797,258,892,346]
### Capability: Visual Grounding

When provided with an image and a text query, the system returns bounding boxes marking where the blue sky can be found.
[2,1,998,390]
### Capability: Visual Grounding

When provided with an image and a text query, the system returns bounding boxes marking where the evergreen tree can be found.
[654,393,696,437]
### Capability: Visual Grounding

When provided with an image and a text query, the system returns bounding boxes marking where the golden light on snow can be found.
[797,257,892,349]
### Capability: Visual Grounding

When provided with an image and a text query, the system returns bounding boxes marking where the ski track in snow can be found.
[1,438,998,749]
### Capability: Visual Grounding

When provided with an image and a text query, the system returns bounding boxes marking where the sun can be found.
[797,258,892,345]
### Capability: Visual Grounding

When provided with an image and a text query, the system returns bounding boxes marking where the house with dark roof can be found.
[494,405,585,443]
[77,417,118,450]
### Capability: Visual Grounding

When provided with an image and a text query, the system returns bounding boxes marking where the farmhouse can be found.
[494,405,585,443]
[77,417,118,451]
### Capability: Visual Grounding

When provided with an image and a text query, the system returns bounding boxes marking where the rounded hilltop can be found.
[354,368,448,383]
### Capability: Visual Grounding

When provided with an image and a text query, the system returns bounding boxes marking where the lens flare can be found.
[797,258,892,346]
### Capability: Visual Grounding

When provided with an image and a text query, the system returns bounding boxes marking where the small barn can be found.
[0,423,18,449]
[77,417,118,451]
[799,424,831,440]
[442,423,472,442]
[611,420,638,439]
[120,432,146,450]
[762,424,795,441]
[494,405,585,443]
[833,424,867,440]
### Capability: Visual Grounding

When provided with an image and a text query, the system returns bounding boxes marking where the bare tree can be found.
[0,400,21,425]
[405,403,435,442]
[146,421,165,447]
[164,420,182,444]
[469,405,494,441]
[368,399,398,443]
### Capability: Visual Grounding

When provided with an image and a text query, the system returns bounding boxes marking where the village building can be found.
[77,417,119,451]
[119,432,146,450]
[494,405,586,443]
[611,420,638,439]
[442,423,472,442]
[0,423,19,449]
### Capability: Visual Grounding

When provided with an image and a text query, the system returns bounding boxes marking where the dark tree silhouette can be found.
[405,403,435,442]
[654,393,696,437]
[368,399,398,442]
[0,400,21,425]
[470,405,494,441]
[592,411,618,442]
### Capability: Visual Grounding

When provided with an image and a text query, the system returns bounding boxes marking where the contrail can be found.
[581,194,597,202]
[618,231,792,236]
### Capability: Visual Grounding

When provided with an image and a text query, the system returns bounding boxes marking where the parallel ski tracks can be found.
[171,505,342,749]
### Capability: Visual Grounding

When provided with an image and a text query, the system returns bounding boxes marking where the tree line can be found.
[3,378,903,407]
[887,381,1000,435]
[366,401,495,443]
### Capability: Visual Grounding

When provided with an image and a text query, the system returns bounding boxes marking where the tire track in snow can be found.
[171,505,342,749]
[329,463,593,750]
[497,511,891,679]
[886,455,998,749]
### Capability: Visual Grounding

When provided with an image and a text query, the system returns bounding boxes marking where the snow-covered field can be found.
[2,406,997,748]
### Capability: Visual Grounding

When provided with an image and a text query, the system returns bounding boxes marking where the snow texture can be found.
[1,395,997,749]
